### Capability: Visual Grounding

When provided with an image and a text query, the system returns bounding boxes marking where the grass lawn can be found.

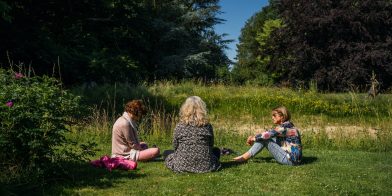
[44,148,392,195]
[41,83,392,195]
[3,83,391,195]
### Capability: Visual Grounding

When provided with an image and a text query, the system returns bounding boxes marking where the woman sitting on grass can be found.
[165,96,221,173]
[111,99,160,161]
[233,106,302,165]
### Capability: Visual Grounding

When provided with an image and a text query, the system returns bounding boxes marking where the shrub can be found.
[0,68,95,184]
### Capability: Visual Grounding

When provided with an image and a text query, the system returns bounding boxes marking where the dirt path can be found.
[215,122,379,139]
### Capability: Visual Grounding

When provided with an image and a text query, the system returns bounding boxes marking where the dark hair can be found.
[125,100,147,117]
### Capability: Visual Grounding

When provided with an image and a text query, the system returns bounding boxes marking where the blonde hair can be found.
[179,96,209,126]
[272,106,291,122]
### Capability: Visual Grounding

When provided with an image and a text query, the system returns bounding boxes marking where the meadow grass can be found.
[34,82,392,195]
[72,81,392,151]
[42,130,392,195]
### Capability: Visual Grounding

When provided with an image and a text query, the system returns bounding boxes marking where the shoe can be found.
[162,150,174,160]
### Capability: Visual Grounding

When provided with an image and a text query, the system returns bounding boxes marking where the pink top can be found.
[111,112,140,156]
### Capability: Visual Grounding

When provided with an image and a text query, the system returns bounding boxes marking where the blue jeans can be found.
[247,138,293,165]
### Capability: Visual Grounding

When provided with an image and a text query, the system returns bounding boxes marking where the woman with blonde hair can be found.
[165,96,221,173]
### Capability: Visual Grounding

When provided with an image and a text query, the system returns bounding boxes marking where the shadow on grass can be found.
[300,156,318,165]
[60,161,146,186]
[51,161,146,189]
[251,156,318,165]
[220,161,244,169]
[2,161,147,195]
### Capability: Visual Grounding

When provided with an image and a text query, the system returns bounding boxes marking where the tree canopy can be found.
[232,1,278,85]
[234,0,392,91]
[2,0,392,91]
[0,0,231,85]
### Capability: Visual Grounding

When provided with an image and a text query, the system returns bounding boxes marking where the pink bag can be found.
[90,155,137,171]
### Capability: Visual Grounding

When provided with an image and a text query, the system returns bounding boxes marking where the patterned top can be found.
[255,121,302,164]
[165,123,221,173]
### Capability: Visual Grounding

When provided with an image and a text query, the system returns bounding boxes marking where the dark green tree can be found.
[268,0,392,91]
[144,0,230,81]
[0,0,11,21]
[0,0,230,85]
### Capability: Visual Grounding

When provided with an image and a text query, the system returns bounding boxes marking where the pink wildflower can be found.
[14,72,24,79]
[6,101,14,107]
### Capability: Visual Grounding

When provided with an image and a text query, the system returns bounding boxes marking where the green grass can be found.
[42,146,392,195]
[39,128,392,195]
[3,82,392,195]
[73,81,392,120]
[71,82,392,151]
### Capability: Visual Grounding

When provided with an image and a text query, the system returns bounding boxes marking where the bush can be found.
[0,68,95,184]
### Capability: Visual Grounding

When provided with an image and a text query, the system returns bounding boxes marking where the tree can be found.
[268,0,392,91]
[255,18,284,83]
[232,1,278,85]
[145,0,231,81]
[0,0,11,22]
[0,0,230,85]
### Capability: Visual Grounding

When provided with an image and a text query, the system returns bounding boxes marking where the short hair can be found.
[272,106,291,122]
[179,96,209,127]
[125,100,147,117]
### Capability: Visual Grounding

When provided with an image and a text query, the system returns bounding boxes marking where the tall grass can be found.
[71,81,392,152]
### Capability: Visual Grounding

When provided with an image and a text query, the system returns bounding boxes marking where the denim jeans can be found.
[247,138,293,165]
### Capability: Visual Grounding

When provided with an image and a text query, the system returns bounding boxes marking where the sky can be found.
[214,0,269,62]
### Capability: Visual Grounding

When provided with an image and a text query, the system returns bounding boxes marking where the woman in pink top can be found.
[111,100,160,161]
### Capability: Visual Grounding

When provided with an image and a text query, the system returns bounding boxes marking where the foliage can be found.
[0,67,96,184]
[267,0,392,91]
[0,0,230,85]
[71,82,392,152]
[255,18,284,82]
[233,0,392,92]
[17,81,389,194]
[0,0,11,22]
[145,81,391,118]
[232,0,278,85]
[256,19,284,48]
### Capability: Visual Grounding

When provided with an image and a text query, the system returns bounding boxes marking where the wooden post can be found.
[368,71,379,98]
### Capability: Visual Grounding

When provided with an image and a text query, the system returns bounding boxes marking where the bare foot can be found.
[233,156,247,162]
[233,152,251,162]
